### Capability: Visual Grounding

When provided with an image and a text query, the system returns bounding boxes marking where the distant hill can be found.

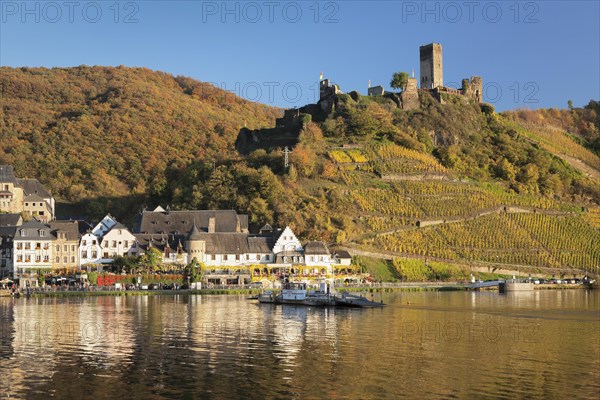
[1,66,599,275]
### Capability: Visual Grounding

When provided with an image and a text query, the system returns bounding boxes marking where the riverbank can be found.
[1,282,590,298]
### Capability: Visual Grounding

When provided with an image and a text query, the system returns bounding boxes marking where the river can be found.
[0,290,598,399]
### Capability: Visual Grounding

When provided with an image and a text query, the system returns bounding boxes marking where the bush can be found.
[481,103,495,115]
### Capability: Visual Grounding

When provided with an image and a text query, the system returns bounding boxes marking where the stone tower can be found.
[420,43,443,89]
[462,76,483,103]
[185,222,205,262]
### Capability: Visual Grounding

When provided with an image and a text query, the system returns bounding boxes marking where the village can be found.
[0,164,361,291]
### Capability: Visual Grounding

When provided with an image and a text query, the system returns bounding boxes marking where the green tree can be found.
[140,247,163,272]
[184,259,204,283]
[390,72,409,91]
[567,100,573,110]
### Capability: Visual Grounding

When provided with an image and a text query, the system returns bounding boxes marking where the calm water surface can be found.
[0,290,598,399]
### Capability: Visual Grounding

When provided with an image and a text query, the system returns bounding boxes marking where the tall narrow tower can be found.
[420,43,443,89]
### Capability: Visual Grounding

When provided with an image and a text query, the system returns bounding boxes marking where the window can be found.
[256,254,260,261]
[71,245,75,252]
[56,256,60,263]
[92,251,97,258]
[235,255,240,261]
[25,255,30,262]
[211,255,216,261]
[124,241,128,247]
[64,256,68,263]
[39,211,44,216]
[17,255,22,262]
[103,252,108,258]
[17,243,22,250]
[21,229,27,237]
[56,245,60,252]
[39,230,45,237]
[64,245,68,252]
[25,203,29,206]
[43,244,49,250]
[35,255,40,262]
[25,243,31,250]
[71,256,75,263]
[82,240,86,246]
[112,241,117,247]
[92,240,96,245]
[82,250,88,258]
[44,256,49,262]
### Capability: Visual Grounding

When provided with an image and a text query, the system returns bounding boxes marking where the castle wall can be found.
[401,77,420,110]
[462,76,483,103]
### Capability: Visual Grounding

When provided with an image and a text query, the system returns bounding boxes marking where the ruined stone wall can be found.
[462,76,483,103]
[401,77,420,110]
[368,86,385,96]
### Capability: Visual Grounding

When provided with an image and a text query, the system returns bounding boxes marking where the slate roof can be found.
[0,166,18,185]
[0,214,22,227]
[0,226,17,238]
[247,236,274,253]
[259,223,273,233]
[202,233,250,254]
[17,178,52,198]
[14,220,54,240]
[135,210,248,234]
[49,220,84,241]
[334,250,352,259]
[135,234,183,253]
[304,241,330,255]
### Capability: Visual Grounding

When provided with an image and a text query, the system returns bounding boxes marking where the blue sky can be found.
[1,0,599,110]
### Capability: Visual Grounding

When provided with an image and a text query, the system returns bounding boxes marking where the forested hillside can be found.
[0,66,280,201]
[2,66,599,274]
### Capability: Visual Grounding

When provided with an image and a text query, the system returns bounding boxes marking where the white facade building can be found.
[13,220,54,287]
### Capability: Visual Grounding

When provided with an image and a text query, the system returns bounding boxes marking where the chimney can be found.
[208,217,216,234]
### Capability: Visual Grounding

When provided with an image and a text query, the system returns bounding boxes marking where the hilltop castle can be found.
[236,43,483,152]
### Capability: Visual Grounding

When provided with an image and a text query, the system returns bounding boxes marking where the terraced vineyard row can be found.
[359,215,414,232]
[583,207,600,228]
[373,213,600,270]
[362,143,448,175]
[350,189,424,218]
[375,227,458,260]
[509,213,600,268]
[511,122,600,171]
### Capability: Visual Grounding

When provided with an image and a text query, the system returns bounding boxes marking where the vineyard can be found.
[366,143,448,175]
[372,213,600,271]
[583,207,600,228]
[507,120,600,173]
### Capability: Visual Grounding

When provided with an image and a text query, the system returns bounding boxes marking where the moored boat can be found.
[257,281,384,308]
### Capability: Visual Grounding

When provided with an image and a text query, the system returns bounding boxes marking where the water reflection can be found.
[0,291,598,399]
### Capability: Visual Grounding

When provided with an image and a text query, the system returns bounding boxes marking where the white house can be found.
[271,226,305,264]
[99,223,138,263]
[13,220,54,287]
[79,232,102,267]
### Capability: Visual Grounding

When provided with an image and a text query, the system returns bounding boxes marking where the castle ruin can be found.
[420,43,443,90]
[419,42,483,103]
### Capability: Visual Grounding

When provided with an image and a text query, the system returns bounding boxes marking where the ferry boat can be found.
[257,281,384,308]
